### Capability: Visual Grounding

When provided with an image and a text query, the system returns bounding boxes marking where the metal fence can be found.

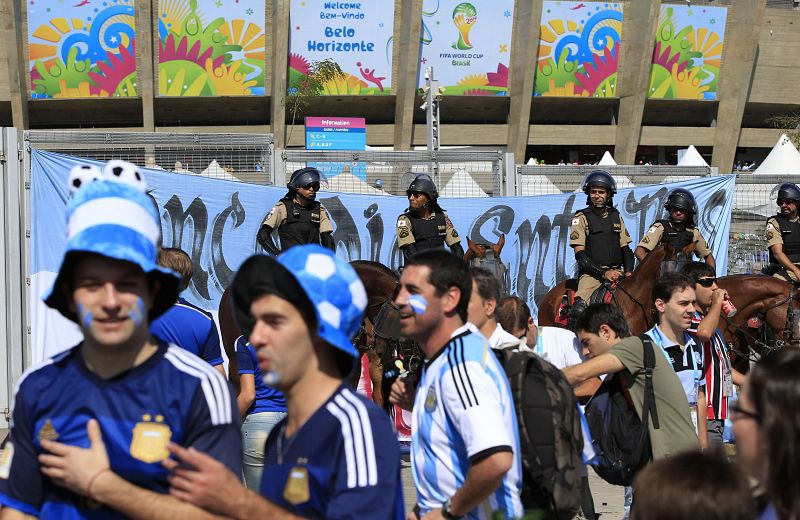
[24,131,276,186]
[280,149,509,197]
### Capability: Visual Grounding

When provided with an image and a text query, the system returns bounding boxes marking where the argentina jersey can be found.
[260,384,404,519]
[412,324,523,519]
[150,297,224,367]
[0,343,241,519]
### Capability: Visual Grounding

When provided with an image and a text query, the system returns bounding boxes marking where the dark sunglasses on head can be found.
[302,183,320,190]
[778,198,795,206]
[696,277,716,288]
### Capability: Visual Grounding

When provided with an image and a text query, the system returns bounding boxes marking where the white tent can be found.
[598,150,617,166]
[441,169,488,198]
[200,160,238,181]
[518,174,561,195]
[327,172,388,195]
[677,145,709,167]
[753,134,800,175]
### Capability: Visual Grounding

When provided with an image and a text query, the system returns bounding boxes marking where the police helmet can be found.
[664,188,698,215]
[776,183,800,204]
[581,170,617,195]
[406,174,438,201]
[288,167,323,190]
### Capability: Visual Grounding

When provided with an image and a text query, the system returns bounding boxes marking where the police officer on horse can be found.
[765,182,800,282]
[569,170,635,319]
[396,174,464,262]
[257,167,335,255]
[635,188,715,270]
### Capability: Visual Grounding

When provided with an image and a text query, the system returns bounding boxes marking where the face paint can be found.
[129,298,146,326]
[78,303,93,330]
[408,294,428,315]
[262,371,281,387]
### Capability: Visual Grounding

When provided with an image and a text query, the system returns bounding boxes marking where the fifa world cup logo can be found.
[452,3,477,50]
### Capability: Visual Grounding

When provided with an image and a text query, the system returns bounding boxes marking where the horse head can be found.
[464,234,505,262]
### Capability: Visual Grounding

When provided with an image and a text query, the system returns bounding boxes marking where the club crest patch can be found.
[284,466,311,505]
[130,414,171,463]
[425,386,437,413]
[38,419,59,442]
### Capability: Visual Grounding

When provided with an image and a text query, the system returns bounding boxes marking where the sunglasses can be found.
[729,400,760,422]
[778,199,796,206]
[696,277,716,288]
[408,192,426,198]
[302,183,320,191]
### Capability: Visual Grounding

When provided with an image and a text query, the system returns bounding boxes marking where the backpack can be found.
[583,335,660,486]
[496,348,584,520]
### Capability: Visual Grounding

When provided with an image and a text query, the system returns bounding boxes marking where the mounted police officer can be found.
[396,173,464,262]
[765,182,800,282]
[257,167,335,255]
[635,188,715,270]
[569,170,635,318]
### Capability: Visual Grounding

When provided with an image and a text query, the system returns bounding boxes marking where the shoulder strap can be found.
[639,335,660,430]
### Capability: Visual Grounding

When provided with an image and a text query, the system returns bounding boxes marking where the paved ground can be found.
[401,458,626,519]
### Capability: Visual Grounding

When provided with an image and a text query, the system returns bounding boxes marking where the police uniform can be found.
[637,221,712,259]
[569,208,633,301]
[261,198,333,251]
[767,214,800,281]
[396,211,461,252]
[0,343,240,518]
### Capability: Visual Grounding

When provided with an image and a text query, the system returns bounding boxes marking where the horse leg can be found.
[366,349,384,407]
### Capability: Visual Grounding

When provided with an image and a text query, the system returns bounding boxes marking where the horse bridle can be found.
[352,298,422,374]
[601,277,657,331]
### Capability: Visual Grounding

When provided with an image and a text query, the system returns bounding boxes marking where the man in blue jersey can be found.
[234,335,286,491]
[150,247,226,376]
[164,245,405,519]
[389,249,523,519]
[0,161,240,519]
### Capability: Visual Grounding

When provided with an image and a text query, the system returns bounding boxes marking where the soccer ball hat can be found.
[232,245,367,358]
[43,161,180,322]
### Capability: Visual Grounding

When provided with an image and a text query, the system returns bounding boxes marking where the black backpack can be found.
[496,348,584,520]
[583,335,660,486]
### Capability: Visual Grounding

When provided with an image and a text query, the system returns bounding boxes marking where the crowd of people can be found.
[0,161,798,520]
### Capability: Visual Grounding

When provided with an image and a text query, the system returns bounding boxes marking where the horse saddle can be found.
[556,279,614,326]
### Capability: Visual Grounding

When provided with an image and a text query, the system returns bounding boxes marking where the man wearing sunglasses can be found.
[765,183,800,282]
[396,174,464,262]
[681,262,746,449]
[635,188,715,270]
[258,167,335,255]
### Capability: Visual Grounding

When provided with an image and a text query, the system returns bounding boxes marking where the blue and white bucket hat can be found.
[44,161,180,322]
[232,245,367,358]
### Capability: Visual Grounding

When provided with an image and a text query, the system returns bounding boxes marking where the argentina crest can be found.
[130,414,172,463]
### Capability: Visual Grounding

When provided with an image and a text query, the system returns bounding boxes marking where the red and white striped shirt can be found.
[687,311,733,420]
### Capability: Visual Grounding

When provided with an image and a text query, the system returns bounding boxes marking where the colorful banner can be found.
[30,150,735,361]
[289,0,393,95]
[417,0,514,96]
[648,4,727,100]
[157,0,266,96]
[27,0,137,98]
[534,1,623,97]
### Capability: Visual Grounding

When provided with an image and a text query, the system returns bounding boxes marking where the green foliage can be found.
[767,113,800,149]
[284,59,345,143]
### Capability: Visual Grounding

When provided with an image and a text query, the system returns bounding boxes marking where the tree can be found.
[767,113,800,149]
[284,59,345,145]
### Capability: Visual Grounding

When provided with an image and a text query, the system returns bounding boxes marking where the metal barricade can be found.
[280,149,506,197]
[24,131,275,185]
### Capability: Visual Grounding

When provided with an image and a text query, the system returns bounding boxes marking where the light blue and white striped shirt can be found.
[412,324,523,519]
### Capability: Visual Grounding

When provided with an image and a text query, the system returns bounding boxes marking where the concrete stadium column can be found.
[136,0,156,131]
[505,0,544,162]
[711,0,767,173]
[613,0,660,165]
[392,0,424,150]
[271,0,290,148]
[1,0,30,129]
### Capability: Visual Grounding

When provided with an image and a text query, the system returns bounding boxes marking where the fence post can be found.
[502,152,516,196]
[273,149,287,188]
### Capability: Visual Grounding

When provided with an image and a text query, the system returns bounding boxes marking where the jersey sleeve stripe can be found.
[326,400,359,488]
[333,394,370,487]
[165,347,232,425]
[446,347,469,409]
[457,338,479,405]
[341,389,378,486]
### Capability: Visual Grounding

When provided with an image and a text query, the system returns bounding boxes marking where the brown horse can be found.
[538,245,675,335]
[217,259,401,403]
[716,275,800,369]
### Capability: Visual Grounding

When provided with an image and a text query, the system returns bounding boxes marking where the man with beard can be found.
[765,182,800,281]
[568,170,635,320]
[396,174,464,262]
[257,167,335,254]
[635,188,715,270]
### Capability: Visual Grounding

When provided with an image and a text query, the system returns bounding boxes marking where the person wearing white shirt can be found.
[467,267,520,349]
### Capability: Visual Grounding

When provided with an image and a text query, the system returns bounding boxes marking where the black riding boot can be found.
[568,298,588,331]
